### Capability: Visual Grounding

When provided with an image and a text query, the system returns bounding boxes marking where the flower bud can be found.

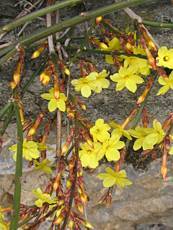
[40,72,51,85]
[96,16,103,24]
[99,42,108,50]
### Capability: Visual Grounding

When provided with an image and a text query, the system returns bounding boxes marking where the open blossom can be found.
[90,119,111,142]
[9,140,40,161]
[79,141,104,168]
[41,88,67,112]
[100,37,121,64]
[110,66,144,93]
[71,73,96,98]
[94,70,110,93]
[156,46,173,69]
[98,167,132,188]
[129,119,165,151]
[123,57,150,76]
[157,71,173,95]
[101,133,125,162]
[71,70,110,98]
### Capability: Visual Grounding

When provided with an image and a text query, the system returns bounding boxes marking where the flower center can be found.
[163,56,169,62]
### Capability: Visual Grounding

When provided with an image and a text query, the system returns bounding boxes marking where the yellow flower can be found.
[34,159,52,174]
[129,119,165,150]
[94,70,110,93]
[79,141,104,168]
[33,188,57,208]
[90,119,111,142]
[156,46,173,69]
[132,45,146,56]
[71,73,96,98]
[157,71,173,95]
[71,70,110,97]
[0,207,8,230]
[39,71,51,85]
[123,57,150,76]
[98,167,132,188]
[102,133,125,162]
[41,88,67,112]
[110,66,144,93]
[100,37,121,64]
[100,37,120,51]
[9,140,40,161]
[169,146,173,155]
[109,121,132,140]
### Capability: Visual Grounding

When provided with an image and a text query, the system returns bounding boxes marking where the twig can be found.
[143,20,173,29]
[0,102,12,120]
[61,114,79,230]
[0,0,82,35]
[46,2,62,158]
[10,101,23,230]
[124,7,159,47]
[0,0,160,66]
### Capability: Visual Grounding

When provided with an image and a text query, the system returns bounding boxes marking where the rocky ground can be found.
[1,0,173,229]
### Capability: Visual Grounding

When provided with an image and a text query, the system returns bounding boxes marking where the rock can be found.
[84,160,173,229]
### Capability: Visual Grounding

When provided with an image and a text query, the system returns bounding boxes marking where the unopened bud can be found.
[77,204,84,214]
[64,68,70,76]
[40,72,51,85]
[31,46,45,59]
[99,42,108,50]
[54,215,63,225]
[96,16,103,24]
[28,128,36,136]
[84,221,93,229]
[126,42,133,51]
[161,166,167,180]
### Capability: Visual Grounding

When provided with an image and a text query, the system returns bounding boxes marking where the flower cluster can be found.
[109,44,150,93]
[129,119,165,151]
[79,119,126,168]
[71,70,110,98]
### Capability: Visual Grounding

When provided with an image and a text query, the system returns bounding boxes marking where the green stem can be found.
[0,0,82,34]
[0,0,159,66]
[0,48,16,67]
[0,104,14,136]
[0,44,14,58]
[0,102,12,120]
[143,20,173,28]
[22,60,46,93]
[10,102,23,230]
[69,47,147,59]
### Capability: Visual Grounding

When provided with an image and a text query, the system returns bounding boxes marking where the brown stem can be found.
[61,114,79,230]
